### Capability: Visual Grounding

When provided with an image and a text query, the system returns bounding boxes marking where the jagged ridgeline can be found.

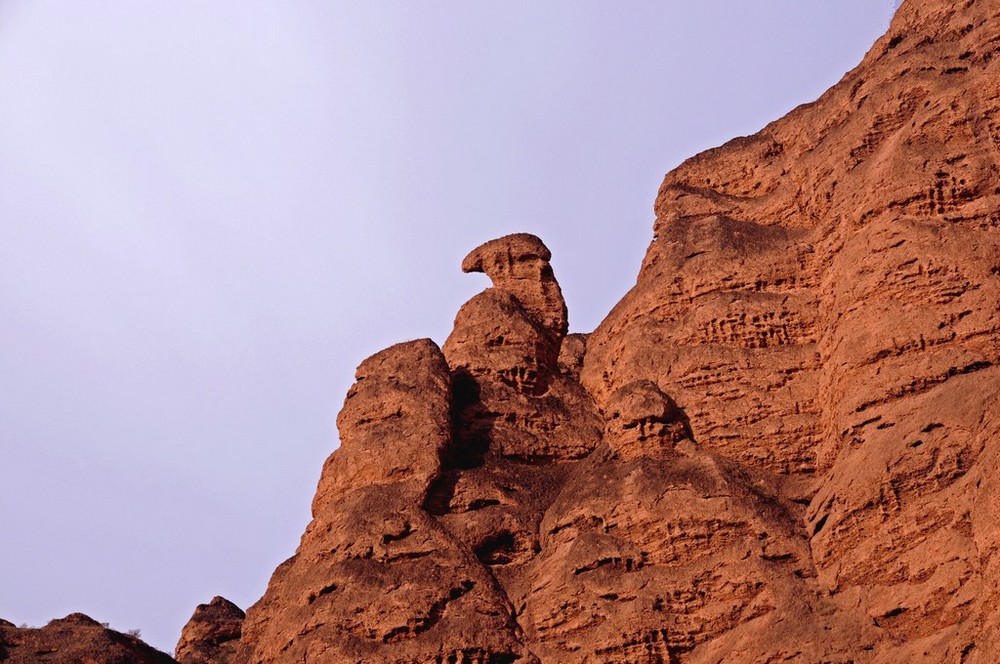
[3,0,999,662]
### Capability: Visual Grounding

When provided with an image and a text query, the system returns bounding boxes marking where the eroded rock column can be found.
[236,340,530,664]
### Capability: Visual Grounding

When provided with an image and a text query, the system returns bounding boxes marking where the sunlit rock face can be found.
[460,232,568,343]
[603,380,689,460]
[443,232,600,464]
[236,339,532,664]
[580,0,1000,659]
[231,0,1000,661]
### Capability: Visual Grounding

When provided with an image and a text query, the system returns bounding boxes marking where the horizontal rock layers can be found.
[13,0,987,662]
[582,0,1000,660]
[235,1,1000,659]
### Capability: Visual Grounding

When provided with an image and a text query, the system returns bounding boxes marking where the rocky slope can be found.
[4,0,998,661]
[0,614,175,664]
[231,0,999,661]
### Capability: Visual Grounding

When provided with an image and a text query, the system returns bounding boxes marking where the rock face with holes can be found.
[579,0,1000,660]
[0,614,176,664]
[233,0,1000,661]
[175,596,245,664]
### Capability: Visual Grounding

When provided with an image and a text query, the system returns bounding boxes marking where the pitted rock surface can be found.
[578,0,1000,660]
[223,0,1000,661]
[526,439,870,662]
[444,289,560,397]
[443,235,601,464]
[603,380,689,461]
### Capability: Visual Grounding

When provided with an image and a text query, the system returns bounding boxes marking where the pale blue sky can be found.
[1,1,895,653]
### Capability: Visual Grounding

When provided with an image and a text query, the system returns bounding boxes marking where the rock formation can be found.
[233,0,1000,660]
[460,233,568,344]
[579,0,1000,659]
[237,338,532,663]
[175,596,245,664]
[5,0,999,661]
[0,614,175,664]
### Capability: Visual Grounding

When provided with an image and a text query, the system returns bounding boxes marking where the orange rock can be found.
[235,0,1000,661]
[461,233,568,343]
[236,340,533,663]
[0,614,175,663]
[175,596,244,664]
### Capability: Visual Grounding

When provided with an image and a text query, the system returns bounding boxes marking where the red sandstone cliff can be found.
[232,0,1000,661]
[4,0,999,662]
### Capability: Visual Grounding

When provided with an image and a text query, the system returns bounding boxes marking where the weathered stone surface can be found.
[578,0,1000,660]
[0,613,175,664]
[525,438,871,662]
[236,339,533,663]
[225,0,1000,661]
[175,596,244,664]
[11,2,1000,662]
[444,289,561,397]
[461,233,568,343]
[603,380,689,461]
[443,235,600,464]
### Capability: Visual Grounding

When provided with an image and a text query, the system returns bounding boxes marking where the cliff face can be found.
[232,0,1000,661]
[583,0,1000,659]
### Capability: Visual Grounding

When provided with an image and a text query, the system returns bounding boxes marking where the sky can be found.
[0,1,897,654]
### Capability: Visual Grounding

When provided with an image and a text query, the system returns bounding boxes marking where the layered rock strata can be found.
[580,0,1000,660]
[235,231,868,662]
[236,0,1000,660]
[10,0,994,661]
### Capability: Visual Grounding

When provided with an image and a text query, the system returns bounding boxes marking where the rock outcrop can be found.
[234,0,1000,660]
[175,596,245,664]
[580,0,1000,660]
[0,614,175,664]
[237,339,533,663]
[460,233,568,344]
[13,0,996,661]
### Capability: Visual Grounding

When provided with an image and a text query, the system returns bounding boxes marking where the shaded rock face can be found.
[237,0,1000,661]
[0,613,175,664]
[175,596,245,664]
